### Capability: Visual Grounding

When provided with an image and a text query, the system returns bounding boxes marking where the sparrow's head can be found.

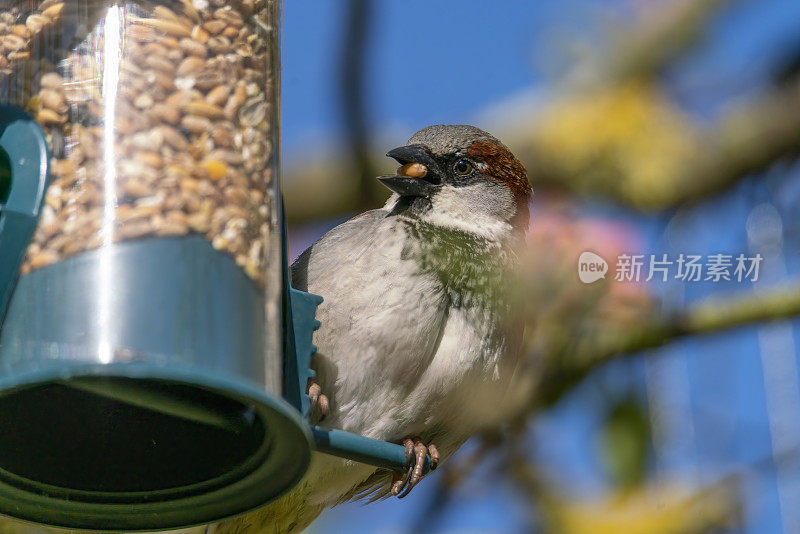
[380,125,531,239]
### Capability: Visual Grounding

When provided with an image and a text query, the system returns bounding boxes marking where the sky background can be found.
[281,1,800,532]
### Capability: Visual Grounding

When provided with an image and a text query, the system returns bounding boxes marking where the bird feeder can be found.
[0,1,424,530]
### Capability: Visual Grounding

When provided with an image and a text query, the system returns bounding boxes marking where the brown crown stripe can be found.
[467,141,532,201]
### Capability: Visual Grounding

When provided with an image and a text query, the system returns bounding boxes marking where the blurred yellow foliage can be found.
[531,81,699,208]
[550,482,740,534]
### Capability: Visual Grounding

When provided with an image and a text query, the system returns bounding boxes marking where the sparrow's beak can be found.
[379,144,441,198]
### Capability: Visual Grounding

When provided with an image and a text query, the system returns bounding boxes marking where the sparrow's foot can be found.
[390,437,439,498]
[307,382,329,422]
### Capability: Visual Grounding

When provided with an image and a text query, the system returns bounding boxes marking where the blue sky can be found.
[282,0,548,164]
[282,1,800,532]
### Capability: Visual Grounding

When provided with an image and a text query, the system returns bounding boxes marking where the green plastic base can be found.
[0,238,312,530]
[0,362,312,531]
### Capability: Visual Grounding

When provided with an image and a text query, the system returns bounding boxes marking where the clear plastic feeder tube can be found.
[0,0,282,387]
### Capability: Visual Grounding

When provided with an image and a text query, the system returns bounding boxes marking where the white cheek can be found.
[424,184,516,240]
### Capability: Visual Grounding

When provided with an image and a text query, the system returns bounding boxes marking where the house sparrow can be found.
[213,124,532,534]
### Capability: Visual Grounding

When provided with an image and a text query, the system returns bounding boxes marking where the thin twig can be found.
[339,0,380,210]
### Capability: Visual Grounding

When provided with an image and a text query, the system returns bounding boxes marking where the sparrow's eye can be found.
[453,159,473,175]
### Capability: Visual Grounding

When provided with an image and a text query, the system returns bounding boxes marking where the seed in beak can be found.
[398,163,428,179]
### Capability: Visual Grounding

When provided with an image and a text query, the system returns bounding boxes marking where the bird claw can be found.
[307,382,329,422]
[390,437,439,498]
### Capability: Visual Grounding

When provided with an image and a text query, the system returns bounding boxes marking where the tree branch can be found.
[673,82,800,207]
[517,78,800,212]
[609,0,733,81]
[285,77,800,223]
[535,281,800,406]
